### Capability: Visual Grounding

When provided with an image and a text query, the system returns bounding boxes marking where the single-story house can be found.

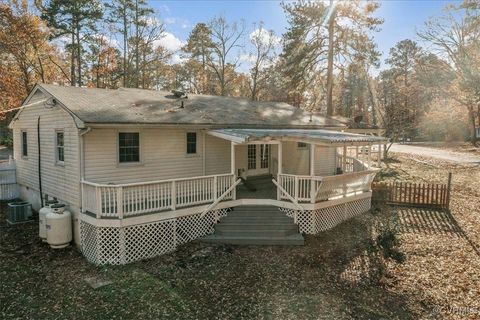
[9,84,388,265]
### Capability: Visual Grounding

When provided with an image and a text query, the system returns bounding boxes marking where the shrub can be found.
[0,136,13,149]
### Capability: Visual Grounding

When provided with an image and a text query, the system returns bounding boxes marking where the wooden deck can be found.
[236,175,276,200]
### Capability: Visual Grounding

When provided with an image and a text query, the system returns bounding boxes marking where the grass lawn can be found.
[1,153,479,320]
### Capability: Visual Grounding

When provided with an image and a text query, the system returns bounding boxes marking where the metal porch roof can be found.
[208,129,388,146]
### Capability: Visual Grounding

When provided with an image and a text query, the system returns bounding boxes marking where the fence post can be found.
[446,172,452,210]
[310,178,315,204]
[213,175,218,201]
[171,180,176,210]
[95,186,102,219]
[232,174,237,200]
[294,176,299,202]
[117,186,124,219]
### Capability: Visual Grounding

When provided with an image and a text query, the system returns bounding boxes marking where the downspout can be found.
[37,116,43,207]
[79,127,91,212]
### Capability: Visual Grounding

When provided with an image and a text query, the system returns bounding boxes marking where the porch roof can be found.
[208,128,388,146]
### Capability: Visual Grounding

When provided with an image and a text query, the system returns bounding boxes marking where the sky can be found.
[151,0,460,71]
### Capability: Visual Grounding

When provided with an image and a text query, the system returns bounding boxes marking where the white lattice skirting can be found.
[80,209,229,265]
[280,197,371,234]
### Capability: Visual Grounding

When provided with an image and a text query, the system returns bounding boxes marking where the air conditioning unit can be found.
[7,201,32,225]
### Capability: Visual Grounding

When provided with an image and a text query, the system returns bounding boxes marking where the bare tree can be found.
[248,23,279,101]
[207,16,245,96]
[418,0,480,145]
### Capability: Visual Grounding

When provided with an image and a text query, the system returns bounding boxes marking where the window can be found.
[119,132,140,163]
[297,142,308,149]
[186,132,197,154]
[247,145,256,170]
[21,131,28,157]
[260,144,270,169]
[56,131,64,164]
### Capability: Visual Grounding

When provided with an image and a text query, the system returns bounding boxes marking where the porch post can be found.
[368,144,372,169]
[277,142,283,200]
[310,143,315,176]
[231,141,235,175]
[231,141,236,200]
[278,141,283,174]
[310,143,315,203]
[342,145,347,172]
[202,132,206,175]
[377,143,382,167]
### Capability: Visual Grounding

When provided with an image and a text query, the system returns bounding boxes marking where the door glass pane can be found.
[247,145,256,170]
[260,144,270,169]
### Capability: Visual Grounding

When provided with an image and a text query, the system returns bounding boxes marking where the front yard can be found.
[1,153,479,320]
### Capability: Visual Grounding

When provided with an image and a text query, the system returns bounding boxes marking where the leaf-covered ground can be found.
[1,153,479,320]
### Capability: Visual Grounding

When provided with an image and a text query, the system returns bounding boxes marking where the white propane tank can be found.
[39,199,59,242]
[46,204,72,249]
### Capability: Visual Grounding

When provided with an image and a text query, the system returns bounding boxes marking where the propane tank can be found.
[39,199,59,242]
[46,204,72,249]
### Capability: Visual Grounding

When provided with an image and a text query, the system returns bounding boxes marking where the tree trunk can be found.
[134,0,139,88]
[76,23,82,87]
[326,0,335,116]
[468,105,478,146]
[70,30,75,86]
[251,67,258,101]
[122,2,128,87]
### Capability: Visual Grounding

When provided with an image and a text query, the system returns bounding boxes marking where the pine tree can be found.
[36,0,102,87]
[281,0,382,114]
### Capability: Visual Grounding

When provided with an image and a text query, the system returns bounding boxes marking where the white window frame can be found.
[116,130,143,166]
[55,129,65,166]
[185,131,200,157]
[21,130,28,159]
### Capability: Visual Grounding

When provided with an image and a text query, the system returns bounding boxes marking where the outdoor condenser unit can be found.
[7,201,32,225]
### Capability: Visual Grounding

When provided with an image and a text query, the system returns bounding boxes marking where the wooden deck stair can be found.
[202,205,304,245]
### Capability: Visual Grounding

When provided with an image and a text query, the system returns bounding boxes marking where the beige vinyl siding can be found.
[280,142,336,176]
[11,90,81,211]
[205,134,231,175]
[314,146,337,176]
[84,128,232,184]
[282,141,309,175]
[234,145,247,177]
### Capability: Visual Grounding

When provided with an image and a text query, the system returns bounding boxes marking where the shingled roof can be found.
[31,84,345,128]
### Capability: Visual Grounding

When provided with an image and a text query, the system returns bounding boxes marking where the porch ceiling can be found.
[208,128,388,146]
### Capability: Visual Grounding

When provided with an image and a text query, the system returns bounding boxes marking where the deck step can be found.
[201,205,304,246]
[229,211,283,217]
[215,223,297,231]
[232,206,281,212]
[215,228,297,237]
[202,234,304,246]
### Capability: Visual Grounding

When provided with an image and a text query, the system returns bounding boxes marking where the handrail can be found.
[200,178,242,219]
[319,169,379,182]
[81,173,234,188]
[277,173,313,179]
[272,178,304,224]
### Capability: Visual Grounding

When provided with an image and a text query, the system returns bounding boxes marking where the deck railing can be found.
[82,173,236,218]
[336,155,368,173]
[278,170,377,203]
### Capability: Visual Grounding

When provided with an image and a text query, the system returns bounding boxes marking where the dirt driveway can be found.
[389,143,480,164]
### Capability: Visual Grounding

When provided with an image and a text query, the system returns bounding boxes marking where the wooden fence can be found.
[372,173,452,210]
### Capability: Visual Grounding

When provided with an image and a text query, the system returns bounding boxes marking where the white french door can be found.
[247,144,270,176]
